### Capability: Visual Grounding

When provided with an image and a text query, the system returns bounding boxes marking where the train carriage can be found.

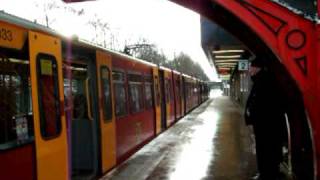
[183,75,198,113]
[0,13,69,180]
[0,12,209,180]
[109,51,156,163]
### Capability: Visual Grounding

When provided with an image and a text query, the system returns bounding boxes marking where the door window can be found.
[144,75,153,109]
[63,63,89,120]
[0,57,34,149]
[37,54,61,139]
[128,73,144,113]
[100,66,112,122]
[113,71,127,117]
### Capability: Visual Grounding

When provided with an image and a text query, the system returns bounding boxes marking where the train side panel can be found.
[153,67,162,134]
[165,70,175,127]
[112,54,155,163]
[0,21,36,180]
[173,72,182,120]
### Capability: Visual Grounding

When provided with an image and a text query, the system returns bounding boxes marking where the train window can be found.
[113,71,127,117]
[144,75,153,109]
[100,66,112,121]
[165,79,170,103]
[63,63,89,120]
[187,83,191,98]
[0,57,34,149]
[175,79,180,100]
[113,70,125,81]
[170,80,174,101]
[145,83,153,109]
[37,54,61,139]
[154,76,160,106]
[179,80,182,95]
[128,73,144,113]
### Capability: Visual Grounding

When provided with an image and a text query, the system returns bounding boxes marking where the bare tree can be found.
[173,52,209,80]
[87,15,124,50]
[123,38,168,65]
[34,1,59,27]
[124,39,208,80]
[34,0,85,27]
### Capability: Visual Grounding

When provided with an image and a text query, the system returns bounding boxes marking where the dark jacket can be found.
[245,69,284,125]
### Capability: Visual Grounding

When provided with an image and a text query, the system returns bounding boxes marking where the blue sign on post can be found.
[238,60,249,71]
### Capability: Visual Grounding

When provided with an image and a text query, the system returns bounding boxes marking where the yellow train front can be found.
[0,12,209,180]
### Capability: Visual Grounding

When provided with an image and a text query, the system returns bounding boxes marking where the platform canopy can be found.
[201,17,251,81]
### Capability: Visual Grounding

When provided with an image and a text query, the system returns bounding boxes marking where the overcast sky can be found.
[1,0,218,80]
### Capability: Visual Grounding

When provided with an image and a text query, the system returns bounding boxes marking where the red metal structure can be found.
[171,0,319,179]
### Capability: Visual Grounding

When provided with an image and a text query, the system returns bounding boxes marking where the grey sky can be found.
[1,0,218,80]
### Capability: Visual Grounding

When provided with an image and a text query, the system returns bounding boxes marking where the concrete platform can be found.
[101,96,257,180]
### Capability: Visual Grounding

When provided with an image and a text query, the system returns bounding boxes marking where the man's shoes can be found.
[250,174,261,180]
[275,171,287,180]
[250,172,285,180]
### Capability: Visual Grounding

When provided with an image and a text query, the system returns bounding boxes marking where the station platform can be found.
[101,96,257,180]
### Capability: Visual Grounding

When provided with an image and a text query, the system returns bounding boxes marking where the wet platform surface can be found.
[102,96,257,180]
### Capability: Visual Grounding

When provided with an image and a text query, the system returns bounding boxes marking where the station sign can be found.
[217,68,230,75]
[238,60,249,71]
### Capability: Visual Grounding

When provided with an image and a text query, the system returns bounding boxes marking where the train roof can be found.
[77,39,157,68]
[0,11,206,81]
[0,11,157,67]
[172,70,181,75]
[159,66,172,72]
[0,11,67,39]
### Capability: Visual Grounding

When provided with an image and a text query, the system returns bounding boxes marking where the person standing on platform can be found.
[245,59,286,180]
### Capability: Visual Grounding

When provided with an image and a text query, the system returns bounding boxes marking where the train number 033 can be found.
[0,28,13,41]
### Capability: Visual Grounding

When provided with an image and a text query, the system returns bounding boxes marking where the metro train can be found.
[0,12,209,180]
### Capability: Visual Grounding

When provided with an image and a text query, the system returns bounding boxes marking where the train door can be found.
[0,23,35,180]
[28,31,68,180]
[182,77,187,115]
[180,75,185,117]
[159,70,166,130]
[153,67,162,134]
[172,73,177,120]
[180,75,184,116]
[165,72,173,126]
[196,81,200,105]
[96,51,116,173]
[174,74,181,120]
[63,58,96,178]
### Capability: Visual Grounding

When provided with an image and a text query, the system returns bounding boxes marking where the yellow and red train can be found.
[0,12,209,180]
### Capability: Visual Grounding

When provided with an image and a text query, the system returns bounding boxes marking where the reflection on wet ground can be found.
[102,96,257,180]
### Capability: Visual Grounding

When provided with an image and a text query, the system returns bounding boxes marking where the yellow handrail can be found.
[85,78,94,121]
